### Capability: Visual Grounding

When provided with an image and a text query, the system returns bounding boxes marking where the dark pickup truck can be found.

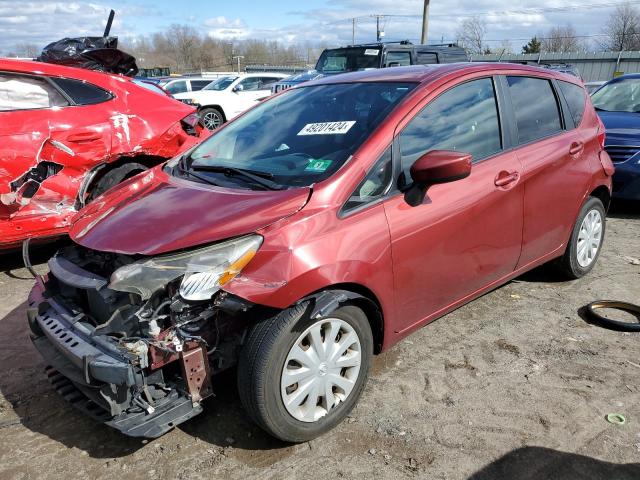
[271,41,468,93]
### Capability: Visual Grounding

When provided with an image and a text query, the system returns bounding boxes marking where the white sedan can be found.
[174,73,289,130]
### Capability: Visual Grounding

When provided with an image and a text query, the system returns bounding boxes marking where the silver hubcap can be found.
[202,111,221,130]
[281,318,361,423]
[577,209,603,268]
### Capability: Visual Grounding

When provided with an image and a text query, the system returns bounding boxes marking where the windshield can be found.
[182,82,416,189]
[204,76,237,91]
[315,48,382,74]
[591,78,640,112]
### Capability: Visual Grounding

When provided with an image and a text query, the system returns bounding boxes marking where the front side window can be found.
[183,82,416,189]
[51,77,112,105]
[507,76,562,144]
[238,77,261,91]
[343,147,393,213]
[385,51,411,67]
[0,73,68,111]
[165,81,188,94]
[558,80,586,126]
[591,77,640,113]
[399,78,502,180]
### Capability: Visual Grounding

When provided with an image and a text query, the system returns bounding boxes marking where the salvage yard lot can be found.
[0,207,639,480]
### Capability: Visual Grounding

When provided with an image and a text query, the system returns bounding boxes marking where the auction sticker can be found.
[305,159,333,172]
[298,121,356,136]
[364,49,380,56]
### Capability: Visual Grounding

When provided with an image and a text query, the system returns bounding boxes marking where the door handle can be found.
[569,141,584,156]
[494,171,520,187]
[66,132,102,143]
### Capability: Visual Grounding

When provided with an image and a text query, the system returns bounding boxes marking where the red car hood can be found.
[69,168,310,255]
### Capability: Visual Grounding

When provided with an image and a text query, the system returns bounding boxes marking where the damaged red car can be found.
[0,58,209,250]
[26,64,613,442]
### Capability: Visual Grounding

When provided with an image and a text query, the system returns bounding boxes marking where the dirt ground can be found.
[1,203,639,480]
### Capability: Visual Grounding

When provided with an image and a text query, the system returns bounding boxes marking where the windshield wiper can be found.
[191,165,283,190]
[174,155,220,187]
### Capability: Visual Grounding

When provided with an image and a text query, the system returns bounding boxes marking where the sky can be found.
[0,0,636,55]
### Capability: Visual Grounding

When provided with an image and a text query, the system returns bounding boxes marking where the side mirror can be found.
[233,84,244,92]
[405,150,472,206]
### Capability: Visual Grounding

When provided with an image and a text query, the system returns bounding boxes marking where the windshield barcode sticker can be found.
[364,49,379,56]
[298,121,356,136]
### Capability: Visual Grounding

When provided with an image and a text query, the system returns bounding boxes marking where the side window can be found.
[343,147,393,213]
[399,78,502,180]
[238,78,261,91]
[0,73,68,111]
[416,52,438,65]
[258,77,279,89]
[191,80,212,91]
[164,81,188,95]
[50,77,112,105]
[506,76,562,144]
[558,80,586,127]
[385,51,411,67]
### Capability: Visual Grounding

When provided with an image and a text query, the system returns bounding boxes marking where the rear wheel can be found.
[200,107,224,130]
[237,301,373,442]
[558,197,606,278]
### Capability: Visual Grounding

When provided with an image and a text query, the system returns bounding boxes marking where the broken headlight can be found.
[109,235,263,301]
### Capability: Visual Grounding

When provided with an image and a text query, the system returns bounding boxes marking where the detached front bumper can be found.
[27,279,203,438]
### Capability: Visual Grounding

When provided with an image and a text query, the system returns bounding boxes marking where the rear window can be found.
[507,76,562,144]
[558,80,586,127]
[51,77,112,105]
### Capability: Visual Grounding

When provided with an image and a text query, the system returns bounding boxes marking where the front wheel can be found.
[237,301,373,442]
[558,196,606,278]
[199,107,224,130]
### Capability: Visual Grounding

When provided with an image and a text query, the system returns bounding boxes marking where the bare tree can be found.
[12,43,39,58]
[541,24,584,53]
[601,2,640,51]
[456,16,487,55]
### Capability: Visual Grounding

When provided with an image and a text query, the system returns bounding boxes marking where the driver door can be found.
[383,77,524,334]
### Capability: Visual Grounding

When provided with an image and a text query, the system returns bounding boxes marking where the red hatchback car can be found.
[0,59,209,250]
[27,63,613,441]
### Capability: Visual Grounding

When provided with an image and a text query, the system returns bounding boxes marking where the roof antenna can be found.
[104,9,115,37]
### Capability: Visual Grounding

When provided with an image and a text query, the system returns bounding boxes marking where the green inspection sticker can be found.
[305,159,333,172]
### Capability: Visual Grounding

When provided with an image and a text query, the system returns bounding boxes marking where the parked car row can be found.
[22,62,614,443]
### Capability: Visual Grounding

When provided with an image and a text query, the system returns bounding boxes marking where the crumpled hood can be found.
[69,167,310,255]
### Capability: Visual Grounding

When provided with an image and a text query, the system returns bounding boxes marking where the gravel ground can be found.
[0,204,639,480]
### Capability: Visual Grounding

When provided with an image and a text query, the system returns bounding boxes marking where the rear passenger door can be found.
[503,76,591,267]
[383,77,524,333]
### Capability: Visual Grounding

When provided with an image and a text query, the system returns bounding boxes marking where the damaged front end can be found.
[27,237,265,438]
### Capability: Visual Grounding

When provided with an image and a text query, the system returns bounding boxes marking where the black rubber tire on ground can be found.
[584,300,640,332]
[558,196,606,279]
[199,107,225,130]
[237,301,373,443]
[87,162,147,202]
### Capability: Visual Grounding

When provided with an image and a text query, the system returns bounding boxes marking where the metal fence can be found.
[245,65,311,74]
[470,51,640,82]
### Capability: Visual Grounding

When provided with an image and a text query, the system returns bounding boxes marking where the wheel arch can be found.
[589,184,611,212]
[298,284,385,354]
[198,104,227,122]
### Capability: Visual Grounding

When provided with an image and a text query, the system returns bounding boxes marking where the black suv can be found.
[271,41,468,93]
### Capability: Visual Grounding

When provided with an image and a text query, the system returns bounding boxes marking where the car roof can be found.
[0,57,129,87]
[307,62,582,86]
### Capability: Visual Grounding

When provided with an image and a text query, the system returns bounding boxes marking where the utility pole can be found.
[233,55,244,73]
[372,15,385,41]
[352,17,356,45]
[421,0,430,44]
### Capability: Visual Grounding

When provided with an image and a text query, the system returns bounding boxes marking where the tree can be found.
[541,24,583,53]
[601,2,640,51]
[456,16,487,55]
[522,36,541,54]
[12,43,39,58]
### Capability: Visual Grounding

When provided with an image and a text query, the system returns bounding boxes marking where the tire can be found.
[558,196,606,279]
[199,107,224,130]
[585,300,640,332]
[237,301,373,442]
[87,162,146,202]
